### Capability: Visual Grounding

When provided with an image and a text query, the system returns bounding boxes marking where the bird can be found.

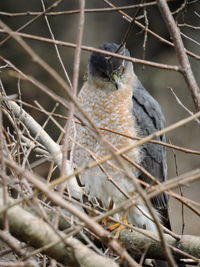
[73,43,170,233]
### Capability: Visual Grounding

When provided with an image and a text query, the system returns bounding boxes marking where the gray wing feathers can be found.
[132,79,170,227]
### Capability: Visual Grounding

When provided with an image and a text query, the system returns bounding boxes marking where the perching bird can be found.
[73,43,170,233]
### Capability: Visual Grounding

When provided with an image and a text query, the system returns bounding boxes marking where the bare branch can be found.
[103,0,200,61]
[3,99,82,200]
[157,0,200,111]
[50,111,200,188]
[0,189,118,267]
[120,228,200,263]
[0,29,180,72]
[4,159,139,267]
[0,0,176,17]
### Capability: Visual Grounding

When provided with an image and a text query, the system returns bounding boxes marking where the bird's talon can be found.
[107,223,121,232]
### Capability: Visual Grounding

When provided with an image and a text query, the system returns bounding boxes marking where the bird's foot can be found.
[107,217,129,238]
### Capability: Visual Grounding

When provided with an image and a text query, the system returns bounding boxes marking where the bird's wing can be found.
[132,79,170,228]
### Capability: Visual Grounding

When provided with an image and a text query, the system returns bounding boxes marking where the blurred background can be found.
[0,0,200,236]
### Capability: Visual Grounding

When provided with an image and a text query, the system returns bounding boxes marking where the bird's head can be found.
[88,43,134,90]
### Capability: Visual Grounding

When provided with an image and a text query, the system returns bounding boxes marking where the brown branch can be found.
[40,0,72,87]
[0,29,180,72]
[0,261,37,267]
[0,0,63,46]
[3,98,200,226]
[169,87,200,125]
[4,98,199,156]
[178,23,200,30]
[0,189,118,267]
[0,21,184,239]
[1,189,200,265]
[4,159,139,267]
[1,98,82,200]
[3,96,199,229]
[9,100,200,156]
[50,111,200,188]
[61,0,85,176]
[0,20,178,186]
[0,230,26,258]
[1,97,199,265]
[0,0,176,17]
[157,0,200,111]
[104,169,200,223]
[103,0,200,61]
[120,228,200,264]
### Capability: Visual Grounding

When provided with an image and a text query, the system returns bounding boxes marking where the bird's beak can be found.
[111,74,120,90]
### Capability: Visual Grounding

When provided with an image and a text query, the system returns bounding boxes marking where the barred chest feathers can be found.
[74,81,142,208]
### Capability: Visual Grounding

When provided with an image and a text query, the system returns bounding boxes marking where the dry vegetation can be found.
[0,0,200,266]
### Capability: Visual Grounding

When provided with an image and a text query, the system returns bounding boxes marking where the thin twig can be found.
[102,0,200,60]
[5,160,140,267]
[0,0,176,17]
[0,29,180,72]
[40,0,72,87]
[169,87,200,125]
[8,100,200,155]
[157,0,200,111]
[50,111,200,187]
[0,0,63,46]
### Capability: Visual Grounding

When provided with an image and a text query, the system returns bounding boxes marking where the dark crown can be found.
[89,43,130,79]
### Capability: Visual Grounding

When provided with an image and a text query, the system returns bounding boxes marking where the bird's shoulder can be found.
[132,79,166,135]
[132,78,166,163]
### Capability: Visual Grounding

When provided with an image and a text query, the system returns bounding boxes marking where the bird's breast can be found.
[78,84,138,140]
[75,83,142,162]
[73,83,142,205]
